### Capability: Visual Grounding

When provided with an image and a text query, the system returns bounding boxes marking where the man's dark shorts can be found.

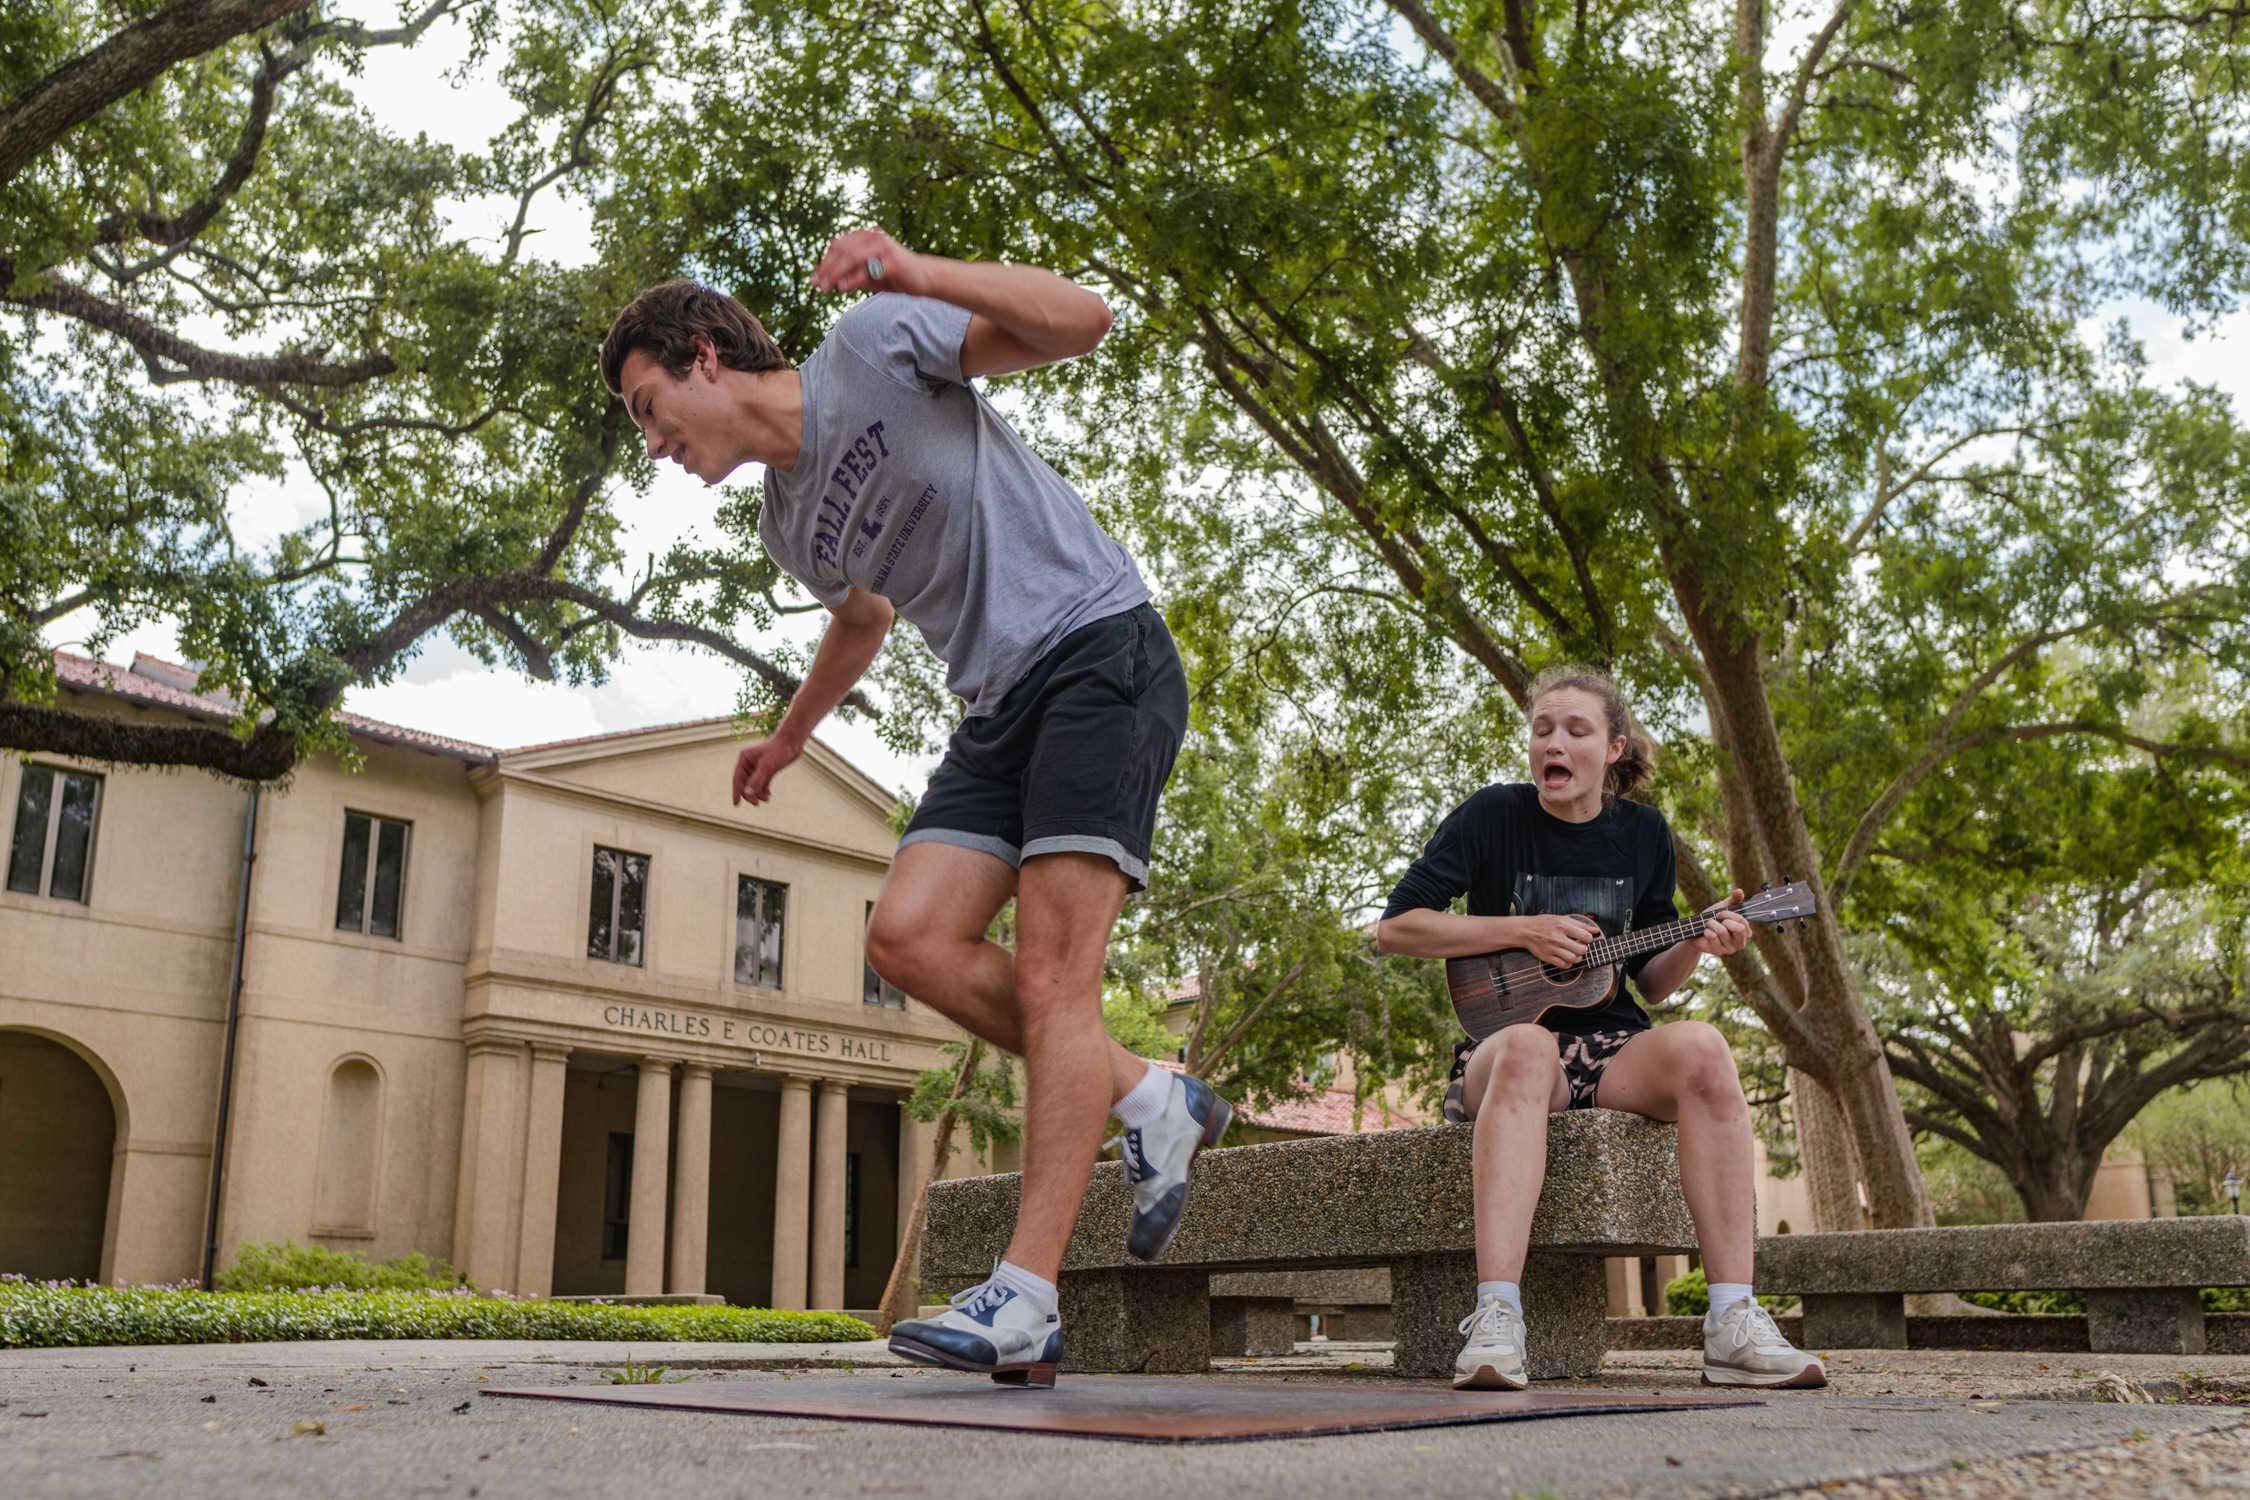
[898,604,1188,891]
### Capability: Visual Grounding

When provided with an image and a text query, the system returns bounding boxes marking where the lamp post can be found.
[2225,1169,2243,1217]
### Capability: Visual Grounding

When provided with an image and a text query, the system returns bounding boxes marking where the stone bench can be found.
[921,1112,1696,1379]
[1753,1217,2250,1355]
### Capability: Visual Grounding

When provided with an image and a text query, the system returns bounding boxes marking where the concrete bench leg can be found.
[1391,1252,1608,1379]
[2087,1289,2206,1356]
[1294,1312,1314,1342]
[1059,1268,1211,1373]
[1799,1292,1906,1349]
[1212,1296,1296,1357]
[1330,1305,1396,1342]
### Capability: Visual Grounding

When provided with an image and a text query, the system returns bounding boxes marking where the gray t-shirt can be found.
[759,295,1150,716]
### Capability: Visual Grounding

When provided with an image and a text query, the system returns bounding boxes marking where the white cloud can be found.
[348,667,605,748]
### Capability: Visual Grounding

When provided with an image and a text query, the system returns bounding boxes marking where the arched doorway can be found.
[0,1031,119,1280]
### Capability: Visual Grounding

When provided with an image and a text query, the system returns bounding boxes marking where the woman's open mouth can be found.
[1542,763,1573,788]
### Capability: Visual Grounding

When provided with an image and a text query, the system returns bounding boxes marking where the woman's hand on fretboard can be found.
[1685,889,1752,958]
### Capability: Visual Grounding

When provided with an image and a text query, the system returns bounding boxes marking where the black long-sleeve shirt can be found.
[1382,782,1679,1035]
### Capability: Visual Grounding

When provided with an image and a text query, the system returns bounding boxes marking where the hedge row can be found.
[213,1240,463,1294]
[0,1282,874,1349]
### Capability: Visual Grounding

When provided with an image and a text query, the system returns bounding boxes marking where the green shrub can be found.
[0,1280,874,1349]
[2204,1286,2250,1313]
[1662,1267,1796,1316]
[1958,1288,2085,1315]
[214,1241,463,1293]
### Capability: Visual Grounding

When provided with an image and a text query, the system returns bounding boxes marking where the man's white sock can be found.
[1113,1063,1171,1129]
[991,1260,1059,1319]
[1706,1282,1755,1323]
[1476,1280,1523,1316]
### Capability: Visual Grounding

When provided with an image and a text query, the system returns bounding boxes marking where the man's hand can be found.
[1688,889,1752,958]
[1517,914,1603,968]
[731,730,807,807]
[811,227,927,297]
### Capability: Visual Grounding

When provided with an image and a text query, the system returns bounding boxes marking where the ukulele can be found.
[1444,881,1819,1040]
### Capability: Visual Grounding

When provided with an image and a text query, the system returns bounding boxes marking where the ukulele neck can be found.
[1583,914,1706,968]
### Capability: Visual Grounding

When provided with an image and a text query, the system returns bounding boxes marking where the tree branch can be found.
[93,42,297,252]
[1384,0,1522,130]
[6,272,394,388]
[488,573,878,715]
[1773,0,1859,160]
[1828,619,2109,905]
[474,606,556,681]
[0,699,299,781]
[0,0,311,190]
[537,405,625,575]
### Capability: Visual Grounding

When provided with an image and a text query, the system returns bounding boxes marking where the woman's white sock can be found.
[1476,1280,1523,1315]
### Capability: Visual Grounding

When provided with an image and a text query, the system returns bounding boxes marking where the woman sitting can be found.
[1376,667,1824,1390]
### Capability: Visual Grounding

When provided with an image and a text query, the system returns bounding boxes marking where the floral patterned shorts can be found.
[1442,1026,1644,1123]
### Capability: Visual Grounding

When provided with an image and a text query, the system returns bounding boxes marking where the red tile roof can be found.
[503,716,734,756]
[53,652,497,764]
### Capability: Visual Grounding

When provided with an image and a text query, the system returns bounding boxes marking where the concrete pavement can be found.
[1,1339,2243,1499]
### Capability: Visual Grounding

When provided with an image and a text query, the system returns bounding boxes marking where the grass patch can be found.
[603,1354,689,1384]
[0,1279,873,1349]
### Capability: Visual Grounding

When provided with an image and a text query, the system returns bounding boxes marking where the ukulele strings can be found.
[1540,913,1711,980]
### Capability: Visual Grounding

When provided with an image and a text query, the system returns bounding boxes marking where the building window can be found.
[588,847,649,966]
[602,1132,633,1260]
[844,1151,860,1270]
[862,901,905,1009]
[335,812,410,938]
[6,765,101,903]
[734,877,786,988]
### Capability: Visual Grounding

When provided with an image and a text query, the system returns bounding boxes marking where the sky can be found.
[41,0,2250,802]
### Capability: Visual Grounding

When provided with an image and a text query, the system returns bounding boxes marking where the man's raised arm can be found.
[810,228,1112,379]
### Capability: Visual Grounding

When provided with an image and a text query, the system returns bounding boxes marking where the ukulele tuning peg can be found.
[1760,881,1771,892]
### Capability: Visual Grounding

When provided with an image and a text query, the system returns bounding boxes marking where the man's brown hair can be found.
[600,279,789,395]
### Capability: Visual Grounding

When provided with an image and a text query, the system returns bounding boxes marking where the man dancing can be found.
[601,229,1230,1386]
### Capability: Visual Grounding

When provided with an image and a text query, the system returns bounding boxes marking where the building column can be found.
[810,1080,849,1311]
[897,1102,931,1252]
[625,1058,673,1296]
[770,1076,813,1310]
[514,1043,571,1298]
[452,1039,527,1293]
[669,1062,714,1296]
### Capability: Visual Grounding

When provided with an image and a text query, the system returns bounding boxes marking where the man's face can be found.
[618,341,739,485]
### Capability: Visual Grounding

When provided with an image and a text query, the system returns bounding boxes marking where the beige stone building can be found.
[1,653,975,1311]
[2,652,2186,1323]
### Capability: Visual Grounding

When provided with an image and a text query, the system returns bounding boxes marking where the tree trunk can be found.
[2014,1147,2095,1223]
[1825,1035,1934,1228]
[875,1040,984,1334]
[1790,1067,1867,1231]
[1684,621,1934,1230]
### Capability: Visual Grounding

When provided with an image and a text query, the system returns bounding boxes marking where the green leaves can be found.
[6,1,865,774]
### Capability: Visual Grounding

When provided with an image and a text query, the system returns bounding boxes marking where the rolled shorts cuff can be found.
[1020,833,1150,891]
[896,827,1022,867]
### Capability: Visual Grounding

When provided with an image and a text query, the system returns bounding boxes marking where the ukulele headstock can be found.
[1738,879,1818,925]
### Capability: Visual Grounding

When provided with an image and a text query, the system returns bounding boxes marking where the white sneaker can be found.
[1453,1297,1529,1390]
[888,1273,1063,1386]
[1112,1072,1233,1261]
[1702,1297,1826,1388]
